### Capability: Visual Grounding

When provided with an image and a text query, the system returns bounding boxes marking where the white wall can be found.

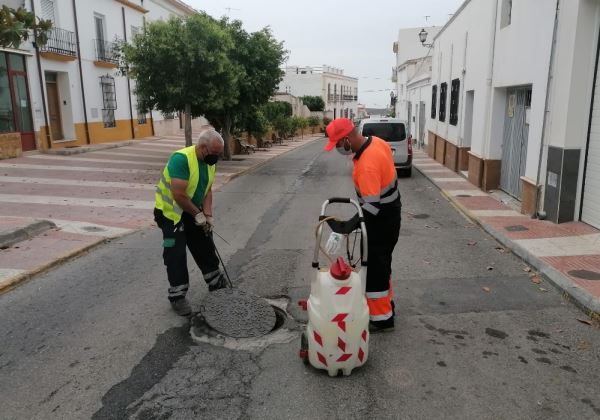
[428,0,497,155]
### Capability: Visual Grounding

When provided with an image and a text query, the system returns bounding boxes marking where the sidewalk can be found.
[0,133,323,292]
[412,149,600,318]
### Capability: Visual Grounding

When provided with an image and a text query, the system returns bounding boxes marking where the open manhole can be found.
[82,226,107,232]
[413,214,430,219]
[568,270,600,281]
[200,288,278,338]
[505,225,529,232]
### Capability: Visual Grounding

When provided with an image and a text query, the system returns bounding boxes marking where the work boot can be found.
[208,273,228,292]
[369,318,395,333]
[170,298,192,316]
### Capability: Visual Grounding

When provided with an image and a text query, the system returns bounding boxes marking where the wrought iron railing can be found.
[40,27,77,57]
[94,39,119,64]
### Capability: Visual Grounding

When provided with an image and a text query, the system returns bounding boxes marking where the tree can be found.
[203,19,286,159]
[294,116,309,139]
[245,108,270,148]
[300,95,325,112]
[261,101,292,122]
[0,5,52,49]
[308,116,320,133]
[119,14,236,146]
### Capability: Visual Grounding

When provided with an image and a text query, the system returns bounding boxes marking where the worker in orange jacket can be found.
[324,118,401,332]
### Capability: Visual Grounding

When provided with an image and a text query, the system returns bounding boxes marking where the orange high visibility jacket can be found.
[352,136,400,217]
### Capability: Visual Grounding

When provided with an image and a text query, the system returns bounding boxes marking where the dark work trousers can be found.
[154,209,221,301]
[365,208,401,298]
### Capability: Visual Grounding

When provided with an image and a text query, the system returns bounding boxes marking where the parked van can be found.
[358,118,412,177]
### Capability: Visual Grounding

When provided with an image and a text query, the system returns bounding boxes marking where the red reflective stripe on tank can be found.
[337,353,352,362]
[362,330,368,342]
[317,352,327,366]
[313,331,323,347]
[336,286,352,295]
[337,321,346,332]
[358,348,365,362]
[338,337,346,352]
[331,313,348,322]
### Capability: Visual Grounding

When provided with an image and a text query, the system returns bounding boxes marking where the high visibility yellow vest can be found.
[154,145,216,224]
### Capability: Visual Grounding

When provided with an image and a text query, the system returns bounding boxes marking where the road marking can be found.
[51,219,132,237]
[0,194,154,209]
[135,143,178,149]
[0,163,156,174]
[514,234,600,257]
[94,150,170,160]
[120,146,173,154]
[0,176,155,190]
[27,154,164,167]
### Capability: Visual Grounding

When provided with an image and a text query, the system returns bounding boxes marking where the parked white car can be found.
[358,118,413,177]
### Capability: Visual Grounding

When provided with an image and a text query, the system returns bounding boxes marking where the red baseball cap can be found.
[324,118,354,151]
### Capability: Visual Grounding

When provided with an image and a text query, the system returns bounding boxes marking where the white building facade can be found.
[427,0,600,228]
[279,65,358,120]
[0,0,195,157]
[393,27,440,148]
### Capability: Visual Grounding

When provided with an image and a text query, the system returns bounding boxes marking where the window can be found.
[94,14,105,41]
[431,85,437,119]
[501,0,512,28]
[450,78,460,126]
[100,75,116,128]
[327,83,331,101]
[41,0,56,24]
[0,53,15,133]
[131,25,141,39]
[439,82,447,122]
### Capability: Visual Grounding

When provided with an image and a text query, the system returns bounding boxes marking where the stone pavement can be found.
[413,149,600,318]
[0,133,322,292]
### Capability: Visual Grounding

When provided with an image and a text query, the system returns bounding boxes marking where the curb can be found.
[0,135,324,294]
[415,163,600,319]
[0,220,57,249]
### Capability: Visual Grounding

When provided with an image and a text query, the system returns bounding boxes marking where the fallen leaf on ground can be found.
[482,287,491,293]
[523,267,532,273]
[577,339,591,351]
[539,287,548,292]
[467,241,477,246]
[486,266,494,271]
[531,275,541,284]
[495,246,506,253]
[577,318,593,326]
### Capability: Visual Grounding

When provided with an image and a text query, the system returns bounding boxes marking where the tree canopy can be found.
[0,5,52,49]
[300,95,325,112]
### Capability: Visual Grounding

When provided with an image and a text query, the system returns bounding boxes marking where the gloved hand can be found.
[194,212,207,226]
[204,215,214,233]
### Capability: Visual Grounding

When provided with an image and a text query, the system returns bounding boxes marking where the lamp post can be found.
[419,28,433,48]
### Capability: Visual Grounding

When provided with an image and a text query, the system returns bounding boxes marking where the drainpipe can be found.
[30,0,51,149]
[534,0,560,218]
[122,7,136,140]
[72,0,90,144]
[482,0,499,160]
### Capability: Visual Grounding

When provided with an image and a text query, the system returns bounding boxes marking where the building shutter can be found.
[41,0,55,24]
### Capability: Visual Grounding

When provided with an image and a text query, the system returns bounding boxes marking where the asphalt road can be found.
[1,139,599,420]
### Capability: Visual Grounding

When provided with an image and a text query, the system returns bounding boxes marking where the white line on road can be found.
[51,219,133,237]
[0,194,154,209]
[27,154,164,167]
[94,151,171,160]
[0,163,156,174]
[0,176,155,190]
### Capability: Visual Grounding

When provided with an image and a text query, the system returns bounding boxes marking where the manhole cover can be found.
[413,214,430,219]
[456,194,472,197]
[568,270,600,281]
[505,225,529,232]
[82,226,106,232]
[202,289,276,338]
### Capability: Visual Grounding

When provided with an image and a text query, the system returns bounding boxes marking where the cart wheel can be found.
[300,332,309,365]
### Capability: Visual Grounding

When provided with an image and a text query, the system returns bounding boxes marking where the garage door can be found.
[582,55,600,229]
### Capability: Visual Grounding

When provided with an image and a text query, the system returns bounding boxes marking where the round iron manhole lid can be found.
[201,288,276,338]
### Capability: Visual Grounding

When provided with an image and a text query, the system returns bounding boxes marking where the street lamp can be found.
[419,28,433,47]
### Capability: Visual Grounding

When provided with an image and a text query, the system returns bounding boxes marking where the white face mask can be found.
[336,138,352,156]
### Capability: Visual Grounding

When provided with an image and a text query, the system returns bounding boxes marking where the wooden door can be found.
[46,81,63,140]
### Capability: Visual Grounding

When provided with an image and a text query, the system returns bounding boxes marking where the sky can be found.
[186,0,463,107]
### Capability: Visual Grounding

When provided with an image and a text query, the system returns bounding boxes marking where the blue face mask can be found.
[336,138,352,156]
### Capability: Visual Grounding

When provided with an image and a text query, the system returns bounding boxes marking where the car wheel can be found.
[397,167,412,178]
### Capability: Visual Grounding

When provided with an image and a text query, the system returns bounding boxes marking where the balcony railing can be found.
[40,27,77,57]
[94,39,119,64]
[342,95,357,101]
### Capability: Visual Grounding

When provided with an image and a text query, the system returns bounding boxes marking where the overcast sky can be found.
[186,0,462,107]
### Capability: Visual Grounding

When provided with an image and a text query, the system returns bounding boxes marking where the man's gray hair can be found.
[197,129,224,147]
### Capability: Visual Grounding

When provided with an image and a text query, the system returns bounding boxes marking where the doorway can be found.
[500,87,531,198]
[418,101,426,148]
[45,72,63,141]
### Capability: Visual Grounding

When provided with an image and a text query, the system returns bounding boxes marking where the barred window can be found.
[431,85,437,119]
[450,79,460,126]
[439,82,447,122]
[100,75,116,128]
